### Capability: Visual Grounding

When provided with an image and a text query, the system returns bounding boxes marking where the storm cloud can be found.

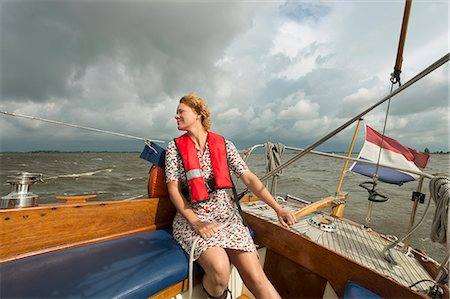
[0,1,448,152]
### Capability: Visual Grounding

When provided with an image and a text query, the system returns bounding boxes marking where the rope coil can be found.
[429,176,450,244]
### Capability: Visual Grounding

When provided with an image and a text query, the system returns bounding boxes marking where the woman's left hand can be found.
[277,209,296,228]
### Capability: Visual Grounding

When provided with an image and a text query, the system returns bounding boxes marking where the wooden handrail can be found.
[295,193,348,220]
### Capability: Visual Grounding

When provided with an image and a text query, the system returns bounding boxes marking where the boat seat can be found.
[1,226,256,299]
[0,229,190,299]
[343,281,382,299]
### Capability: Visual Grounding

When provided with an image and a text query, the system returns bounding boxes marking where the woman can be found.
[165,93,296,299]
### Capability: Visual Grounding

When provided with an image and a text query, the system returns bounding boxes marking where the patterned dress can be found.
[165,139,256,260]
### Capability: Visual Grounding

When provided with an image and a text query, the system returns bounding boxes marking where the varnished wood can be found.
[239,194,260,203]
[295,193,347,220]
[148,279,188,299]
[244,212,427,299]
[0,198,176,262]
[330,192,349,218]
[264,249,327,298]
[148,272,203,299]
[55,194,97,203]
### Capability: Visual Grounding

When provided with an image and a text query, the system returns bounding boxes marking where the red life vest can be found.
[174,132,233,203]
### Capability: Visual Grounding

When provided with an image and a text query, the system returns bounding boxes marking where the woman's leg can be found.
[226,249,281,299]
[197,247,231,297]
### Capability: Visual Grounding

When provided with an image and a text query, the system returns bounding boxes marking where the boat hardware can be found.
[360,180,389,227]
[382,177,437,265]
[383,176,450,265]
[308,215,337,233]
[404,177,426,248]
[390,0,412,86]
[435,252,449,285]
[1,173,44,209]
[359,181,389,203]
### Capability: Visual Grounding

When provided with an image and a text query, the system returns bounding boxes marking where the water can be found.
[0,152,448,263]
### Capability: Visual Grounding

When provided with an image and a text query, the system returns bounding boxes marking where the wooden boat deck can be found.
[241,200,435,295]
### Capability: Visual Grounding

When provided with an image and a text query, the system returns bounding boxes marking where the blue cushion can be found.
[343,281,383,299]
[0,230,189,298]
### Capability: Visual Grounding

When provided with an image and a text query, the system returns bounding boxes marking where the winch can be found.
[1,172,43,209]
[308,214,337,233]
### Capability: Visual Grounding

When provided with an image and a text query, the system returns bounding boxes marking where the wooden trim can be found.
[0,198,176,262]
[1,224,169,263]
[295,193,347,220]
[55,194,97,203]
[148,272,203,299]
[148,279,188,299]
[245,212,427,299]
[239,194,260,203]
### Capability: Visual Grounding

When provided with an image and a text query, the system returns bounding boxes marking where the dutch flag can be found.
[350,125,430,186]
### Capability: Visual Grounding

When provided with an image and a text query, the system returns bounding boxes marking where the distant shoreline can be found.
[1,150,449,154]
[0,151,141,154]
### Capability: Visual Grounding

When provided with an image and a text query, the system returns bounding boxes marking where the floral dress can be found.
[165,139,256,260]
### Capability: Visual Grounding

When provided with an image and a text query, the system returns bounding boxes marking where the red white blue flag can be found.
[350,125,430,186]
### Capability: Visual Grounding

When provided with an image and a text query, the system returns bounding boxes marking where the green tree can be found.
[424,147,430,154]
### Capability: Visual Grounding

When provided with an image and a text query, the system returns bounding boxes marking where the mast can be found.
[390,0,412,85]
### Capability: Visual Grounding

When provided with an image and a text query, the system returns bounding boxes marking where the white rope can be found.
[188,209,237,299]
[429,176,450,244]
[264,142,285,196]
[264,142,285,177]
[0,110,166,144]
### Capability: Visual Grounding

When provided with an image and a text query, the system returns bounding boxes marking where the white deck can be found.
[241,200,435,294]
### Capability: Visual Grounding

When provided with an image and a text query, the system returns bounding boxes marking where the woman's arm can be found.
[167,181,218,238]
[239,171,296,227]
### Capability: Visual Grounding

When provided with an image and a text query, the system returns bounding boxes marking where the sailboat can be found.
[1,1,448,298]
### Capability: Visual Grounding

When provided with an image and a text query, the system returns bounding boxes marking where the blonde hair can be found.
[180,93,211,130]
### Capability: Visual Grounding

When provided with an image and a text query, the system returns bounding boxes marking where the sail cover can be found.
[349,125,430,186]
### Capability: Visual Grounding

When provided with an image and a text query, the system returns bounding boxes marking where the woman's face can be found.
[175,103,200,131]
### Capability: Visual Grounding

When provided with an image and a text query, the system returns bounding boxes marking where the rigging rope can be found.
[0,110,166,144]
[374,0,410,181]
[429,176,450,244]
[373,84,394,181]
[264,143,285,177]
[264,143,285,195]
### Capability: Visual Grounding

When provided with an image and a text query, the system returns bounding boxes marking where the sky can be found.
[0,0,448,152]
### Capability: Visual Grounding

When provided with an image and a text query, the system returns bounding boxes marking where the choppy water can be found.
[0,152,448,263]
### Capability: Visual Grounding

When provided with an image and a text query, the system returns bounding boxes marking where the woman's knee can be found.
[207,258,230,286]
[198,248,231,287]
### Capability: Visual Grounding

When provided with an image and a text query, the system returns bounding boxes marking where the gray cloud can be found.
[0,1,448,152]
[1,1,255,102]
